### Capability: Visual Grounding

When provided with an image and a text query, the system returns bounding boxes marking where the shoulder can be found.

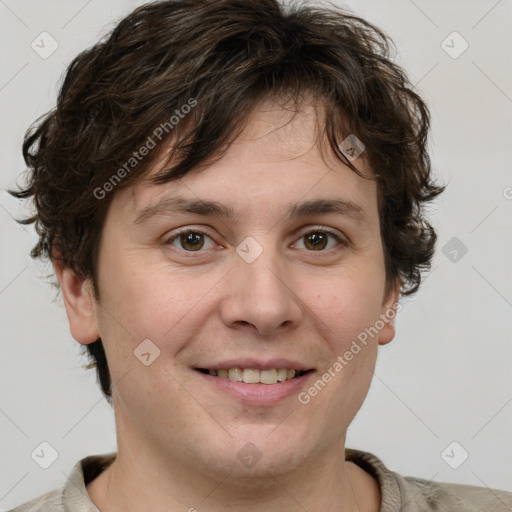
[8,488,64,512]
[396,472,512,511]
[346,448,512,512]
[8,453,114,512]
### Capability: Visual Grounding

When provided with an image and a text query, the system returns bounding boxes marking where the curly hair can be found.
[11,0,444,401]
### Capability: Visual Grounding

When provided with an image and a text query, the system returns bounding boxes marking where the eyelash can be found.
[164,226,348,255]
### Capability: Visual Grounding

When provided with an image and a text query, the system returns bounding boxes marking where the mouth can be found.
[194,359,315,404]
[196,367,312,384]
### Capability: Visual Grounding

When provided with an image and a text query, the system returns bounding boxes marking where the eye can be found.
[166,230,216,252]
[293,229,346,251]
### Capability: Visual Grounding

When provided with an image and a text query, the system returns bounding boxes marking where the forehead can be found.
[115,100,378,222]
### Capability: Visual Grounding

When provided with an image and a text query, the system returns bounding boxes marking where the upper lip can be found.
[195,358,313,371]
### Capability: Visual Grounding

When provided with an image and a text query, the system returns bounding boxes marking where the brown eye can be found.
[180,232,204,251]
[303,231,328,250]
[167,230,215,252]
[294,229,345,252]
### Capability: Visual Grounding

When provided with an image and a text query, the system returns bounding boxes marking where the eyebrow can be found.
[134,197,235,225]
[288,198,366,223]
[134,196,367,225]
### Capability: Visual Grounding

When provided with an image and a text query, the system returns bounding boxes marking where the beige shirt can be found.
[9,449,512,511]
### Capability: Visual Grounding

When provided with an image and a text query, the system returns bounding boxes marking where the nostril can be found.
[239,320,256,327]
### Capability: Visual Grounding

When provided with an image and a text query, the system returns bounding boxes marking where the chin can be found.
[198,424,316,481]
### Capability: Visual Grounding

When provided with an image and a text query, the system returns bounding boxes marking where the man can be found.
[9,0,512,511]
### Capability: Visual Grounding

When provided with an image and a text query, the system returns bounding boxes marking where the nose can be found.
[218,250,303,337]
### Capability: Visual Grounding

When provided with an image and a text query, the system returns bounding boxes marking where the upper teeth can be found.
[208,368,298,384]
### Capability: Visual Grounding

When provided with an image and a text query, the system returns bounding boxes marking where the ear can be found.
[378,279,401,346]
[53,259,100,345]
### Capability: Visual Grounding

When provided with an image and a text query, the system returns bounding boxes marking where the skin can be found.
[55,99,400,512]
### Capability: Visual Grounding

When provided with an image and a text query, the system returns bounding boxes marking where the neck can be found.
[87,437,380,512]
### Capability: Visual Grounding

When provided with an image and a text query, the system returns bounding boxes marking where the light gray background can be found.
[1,0,511,509]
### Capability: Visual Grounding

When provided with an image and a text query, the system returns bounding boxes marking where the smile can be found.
[197,368,309,384]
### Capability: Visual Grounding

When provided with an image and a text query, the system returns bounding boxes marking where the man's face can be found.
[73,101,398,479]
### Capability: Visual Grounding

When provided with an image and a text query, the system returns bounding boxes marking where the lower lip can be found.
[196,371,314,405]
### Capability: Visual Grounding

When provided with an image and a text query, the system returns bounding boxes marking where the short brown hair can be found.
[12,0,444,401]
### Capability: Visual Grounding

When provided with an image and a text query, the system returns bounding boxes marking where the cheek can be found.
[309,264,386,351]
[95,255,224,358]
